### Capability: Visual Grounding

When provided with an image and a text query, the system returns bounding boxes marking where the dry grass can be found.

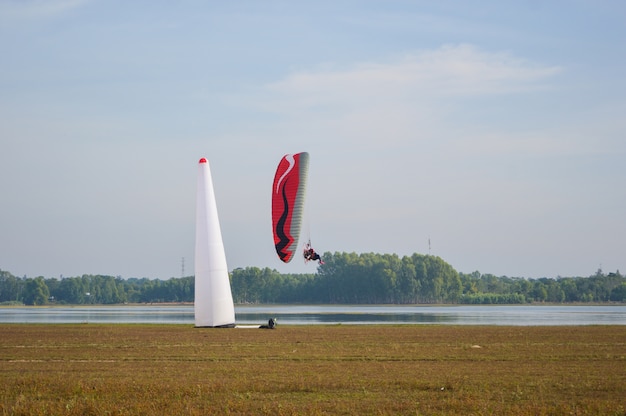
[0,324,624,415]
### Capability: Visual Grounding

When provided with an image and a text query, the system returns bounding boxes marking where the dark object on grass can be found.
[260,318,277,329]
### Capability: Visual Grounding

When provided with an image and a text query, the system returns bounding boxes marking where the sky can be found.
[1,0,625,280]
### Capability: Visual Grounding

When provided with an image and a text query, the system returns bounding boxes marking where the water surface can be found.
[1,305,624,325]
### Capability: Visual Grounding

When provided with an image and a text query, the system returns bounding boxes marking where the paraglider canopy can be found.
[271,152,309,263]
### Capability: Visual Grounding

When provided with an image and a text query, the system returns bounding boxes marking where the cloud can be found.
[262,44,561,111]
[240,44,563,155]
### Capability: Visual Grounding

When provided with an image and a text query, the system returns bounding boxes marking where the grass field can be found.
[1,324,624,415]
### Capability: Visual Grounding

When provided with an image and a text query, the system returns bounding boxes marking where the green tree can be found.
[531,281,548,302]
[0,270,22,302]
[610,283,626,302]
[396,257,419,303]
[23,277,49,305]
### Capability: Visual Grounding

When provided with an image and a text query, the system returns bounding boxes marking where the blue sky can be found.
[1,0,624,279]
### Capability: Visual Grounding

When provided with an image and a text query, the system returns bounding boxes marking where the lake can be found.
[1,305,625,325]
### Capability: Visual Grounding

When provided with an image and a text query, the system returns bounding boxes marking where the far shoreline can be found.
[1,301,624,308]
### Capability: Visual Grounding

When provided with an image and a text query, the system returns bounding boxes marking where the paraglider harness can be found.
[303,241,324,264]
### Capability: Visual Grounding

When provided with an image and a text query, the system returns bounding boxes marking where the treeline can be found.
[1,252,625,305]
[230,253,626,304]
[0,272,193,306]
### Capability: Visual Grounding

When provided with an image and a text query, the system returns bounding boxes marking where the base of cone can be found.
[194,323,236,328]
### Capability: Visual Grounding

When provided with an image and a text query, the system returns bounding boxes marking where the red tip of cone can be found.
[199,158,207,163]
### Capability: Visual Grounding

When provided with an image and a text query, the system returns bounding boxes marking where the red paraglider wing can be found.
[271,152,309,263]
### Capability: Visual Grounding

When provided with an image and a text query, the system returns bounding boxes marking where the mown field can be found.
[1,324,624,415]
